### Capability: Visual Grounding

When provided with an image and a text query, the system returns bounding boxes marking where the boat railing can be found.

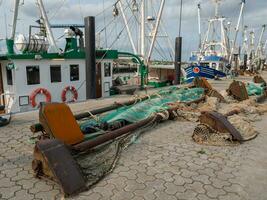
[191,51,201,57]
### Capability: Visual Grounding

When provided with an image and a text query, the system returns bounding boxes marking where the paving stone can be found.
[155,172,174,182]
[34,189,61,200]
[119,169,138,180]
[192,174,211,185]
[106,176,127,189]
[223,184,248,197]
[29,181,54,193]
[145,179,166,192]
[133,188,156,200]
[204,185,226,198]
[111,190,134,200]
[196,194,214,200]
[17,179,36,190]
[92,184,115,199]
[154,190,178,200]
[0,178,16,188]
[10,189,34,200]
[218,193,242,200]
[0,185,21,199]
[209,177,231,189]
[184,181,206,194]
[176,189,198,200]
[136,172,155,183]
[11,170,32,181]
[180,168,199,178]
[131,196,145,200]
[124,180,146,192]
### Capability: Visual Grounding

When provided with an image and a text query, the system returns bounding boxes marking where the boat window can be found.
[50,65,61,83]
[202,63,209,67]
[104,63,111,77]
[26,66,40,85]
[6,67,13,85]
[70,65,79,81]
[212,63,217,69]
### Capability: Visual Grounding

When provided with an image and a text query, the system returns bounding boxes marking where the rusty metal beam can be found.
[33,139,86,196]
[30,92,176,133]
[227,80,249,101]
[200,111,244,142]
[73,115,160,152]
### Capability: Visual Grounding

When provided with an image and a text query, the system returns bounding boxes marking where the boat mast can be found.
[256,24,266,58]
[36,0,58,52]
[263,39,267,54]
[249,30,255,58]
[147,0,166,62]
[140,0,145,59]
[10,0,20,40]
[229,0,246,64]
[118,1,137,54]
[241,25,248,54]
[197,2,202,51]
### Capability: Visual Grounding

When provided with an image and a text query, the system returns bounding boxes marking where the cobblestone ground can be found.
[1,86,267,199]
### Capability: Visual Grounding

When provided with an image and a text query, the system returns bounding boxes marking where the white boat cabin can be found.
[0,50,118,113]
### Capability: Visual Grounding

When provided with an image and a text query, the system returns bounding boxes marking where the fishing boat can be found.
[185,0,246,82]
[0,0,149,114]
[0,0,174,114]
[240,25,267,72]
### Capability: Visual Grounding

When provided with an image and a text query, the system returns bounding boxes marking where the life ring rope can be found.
[30,88,52,108]
[61,86,78,103]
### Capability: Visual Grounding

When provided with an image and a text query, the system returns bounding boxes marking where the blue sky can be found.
[0,0,266,60]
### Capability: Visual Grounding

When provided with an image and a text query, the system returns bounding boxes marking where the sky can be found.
[0,0,266,60]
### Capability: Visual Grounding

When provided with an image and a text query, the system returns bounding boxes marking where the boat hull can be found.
[185,65,226,83]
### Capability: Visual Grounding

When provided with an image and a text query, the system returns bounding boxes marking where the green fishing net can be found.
[75,87,205,188]
[80,87,204,132]
[246,82,266,96]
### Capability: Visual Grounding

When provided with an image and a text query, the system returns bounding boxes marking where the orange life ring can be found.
[30,88,52,108]
[61,86,78,103]
[193,67,200,74]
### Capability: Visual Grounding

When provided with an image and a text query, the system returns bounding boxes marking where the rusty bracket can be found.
[192,77,213,92]
[199,111,244,142]
[33,139,86,196]
[253,75,266,86]
[207,89,226,103]
[227,80,249,101]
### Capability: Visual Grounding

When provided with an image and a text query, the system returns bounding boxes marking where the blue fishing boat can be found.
[186,55,229,82]
[185,0,245,83]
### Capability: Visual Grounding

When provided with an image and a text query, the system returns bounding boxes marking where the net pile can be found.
[74,87,205,187]
[75,120,157,188]
[192,124,235,146]
[192,88,262,146]
[246,82,266,96]
[80,87,204,132]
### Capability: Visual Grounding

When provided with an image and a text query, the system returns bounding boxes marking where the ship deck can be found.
[1,73,267,200]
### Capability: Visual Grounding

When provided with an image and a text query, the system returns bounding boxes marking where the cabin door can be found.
[96,63,102,98]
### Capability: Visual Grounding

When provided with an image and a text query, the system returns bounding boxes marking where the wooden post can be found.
[84,16,96,99]
[174,37,182,85]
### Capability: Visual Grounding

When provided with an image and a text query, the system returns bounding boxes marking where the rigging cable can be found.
[77,0,84,22]
[103,0,108,47]
[49,0,67,20]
